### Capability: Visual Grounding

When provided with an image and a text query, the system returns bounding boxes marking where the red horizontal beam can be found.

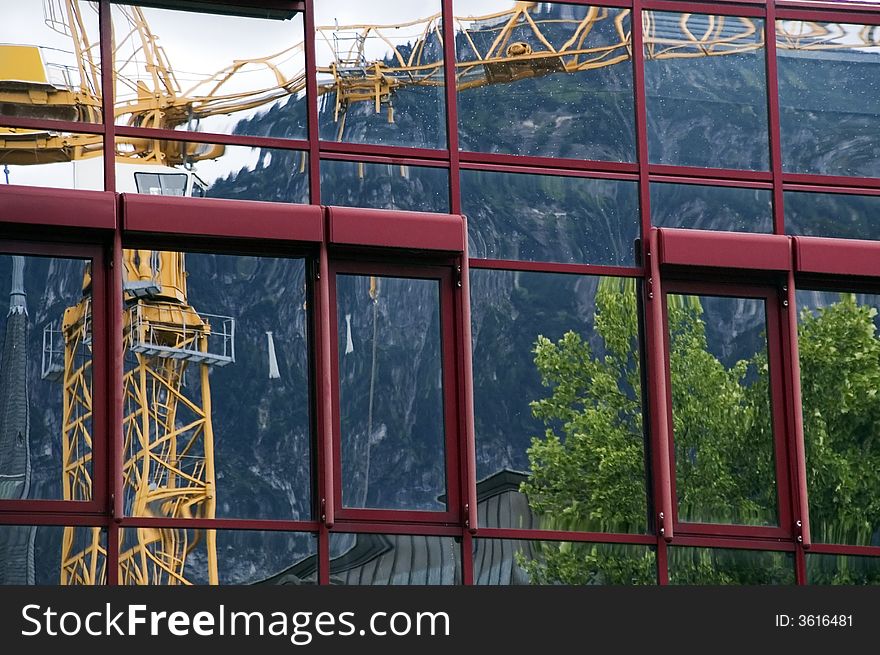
[657,227,791,271]
[117,517,320,532]
[115,125,309,152]
[475,528,657,545]
[327,205,465,252]
[469,258,643,277]
[643,0,766,17]
[0,184,116,230]
[793,235,880,278]
[459,151,639,176]
[776,5,880,25]
[122,193,323,242]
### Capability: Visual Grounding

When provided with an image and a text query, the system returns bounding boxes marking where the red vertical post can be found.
[99,0,115,194]
[304,0,322,205]
[765,0,786,235]
[442,0,461,215]
[461,530,474,585]
[459,218,478,534]
[318,215,335,530]
[634,1,673,543]
[786,266,811,549]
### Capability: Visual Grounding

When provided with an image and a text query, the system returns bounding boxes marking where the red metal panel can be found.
[327,206,465,252]
[114,125,309,152]
[0,185,116,230]
[658,227,791,271]
[121,193,323,242]
[459,151,639,176]
[794,236,880,278]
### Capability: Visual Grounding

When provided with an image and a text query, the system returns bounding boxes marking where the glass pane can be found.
[668,294,778,526]
[0,2,102,123]
[0,525,106,585]
[474,539,655,585]
[0,254,92,501]
[644,12,769,170]
[651,183,773,233]
[777,20,880,177]
[797,290,880,546]
[471,271,647,533]
[315,2,446,150]
[785,191,880,241]
[113,5,307,139]
[461,170,639,265]
[668,547,794,585]
[808,554,880,585]
[116,138,309,203]
[320,160,449,212]
[0,131,104,190]
[123,253,312,522]
[337,275,446,511]
[329,534,461,585]
[120,529,316,585]
[454,2,634,162]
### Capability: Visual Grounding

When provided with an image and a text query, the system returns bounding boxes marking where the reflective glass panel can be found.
[454,2,634,161]
[785,191,880,241]
[808,554,880,585]
[0,254,93,501]
[797,290,880,546]
[0,131,104,190]
[650,183,773,233]
[474,539,655,585]
[113,4,307,139]
[668,547,795,585]
[314,2,446,149]
[471,271,647,533]
[461,170,639,265]
[644,12,769,170]
[329,534,461,585]
[777,20,880,177]
[336,275,446,511]
[116,138,309,203]
[668,294,778,526]
[124,253,312,521]
[320,160,449,212]
[0,525,105,585]
[0,2,102,123]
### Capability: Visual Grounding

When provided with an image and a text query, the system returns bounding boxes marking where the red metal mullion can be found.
[114,125,310,152]
[477,528,656,546]
[319,141,451,164]
[469,259,643,277]
[320,151,450,169]
[784,268,811,548]
[648,164,773,183]
[776,6,880,26]
[649,174,773,190]
[765,287,795,535]
[439,266,464,521]
[671,535,797,551]
[459,152,639,176]
[461,161,638,182]
[441,0,461,215]
[100,0,116,193]
[0,116,104,136]
[304,0,322,205]
[795,544,807,584]
[90,242,110,515]
[808,543,880,558]
[459,220,478,534]
[328,523,464,538]
[782,173,880,192]
[765,0,786,234]
[318,234,335,528]
[0,513,109,527]
[656,539,669,584]
[461,530,473,585]
[643,0,766,17]
[117,517,320,531]
[646,231,675,542]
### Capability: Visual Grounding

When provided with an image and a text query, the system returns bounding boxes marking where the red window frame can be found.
[327,259,464,526]
[0,238,109,518]
[661,279,794,540]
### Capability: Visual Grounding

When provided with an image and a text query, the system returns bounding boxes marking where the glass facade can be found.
[2,0,879,586]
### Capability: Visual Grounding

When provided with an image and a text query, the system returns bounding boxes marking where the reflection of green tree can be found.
[520,282,880,584]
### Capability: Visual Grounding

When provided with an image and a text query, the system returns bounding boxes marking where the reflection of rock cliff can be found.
[0,257,35,584]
